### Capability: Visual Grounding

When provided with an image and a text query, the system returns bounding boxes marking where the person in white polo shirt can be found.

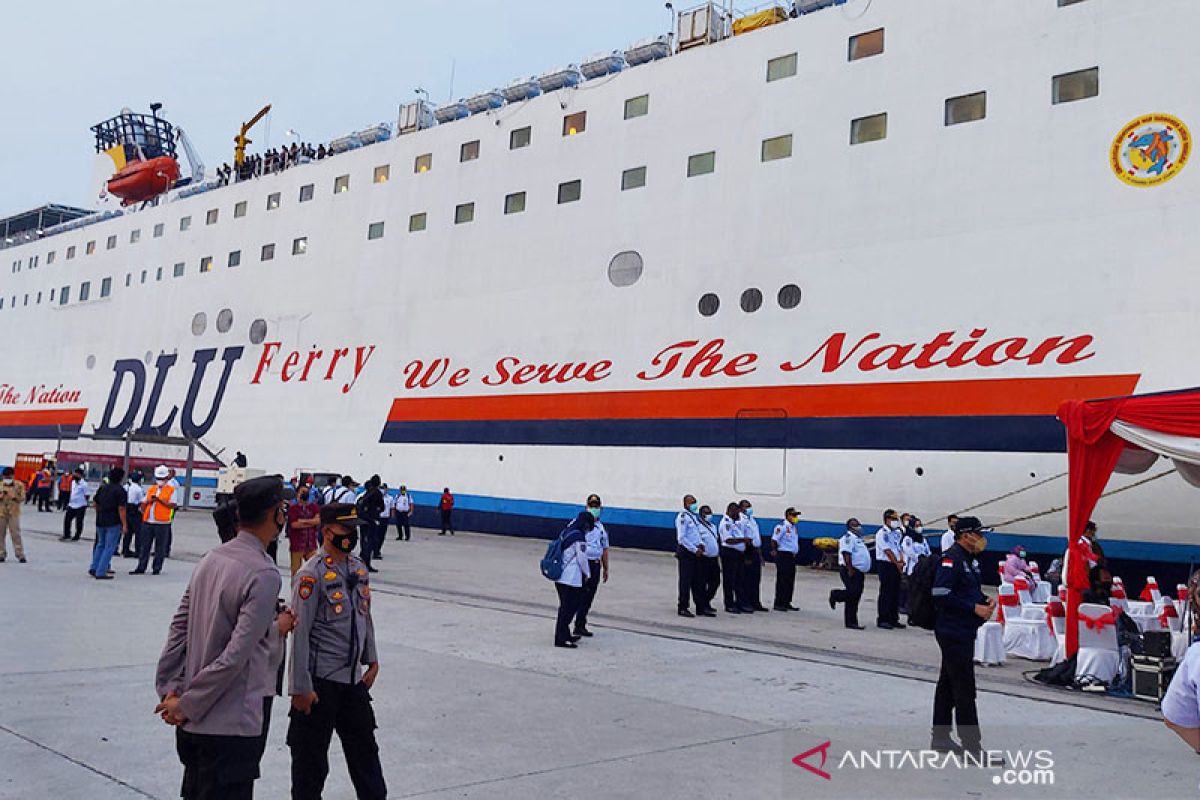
[830,518,871,629]
[875,508,906,629]
[771,508,801,611]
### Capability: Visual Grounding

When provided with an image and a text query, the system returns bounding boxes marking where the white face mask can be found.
[2,478,12,485]
[889,520,901,530]
[915,526,923,534]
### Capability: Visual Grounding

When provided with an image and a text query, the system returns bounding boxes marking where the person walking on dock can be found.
[0,467,27,563]
[830,518,870,629]
[61,469,88,541]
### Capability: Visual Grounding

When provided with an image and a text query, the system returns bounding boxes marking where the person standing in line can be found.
[288,504,387,798]
[88,468,128,580]
[153,476,287,800]
[738,500,769,613]
[719,503,752,614]
[875,508,906,629]
[439,487,455,535]
[930,516,997,756]
[697,505,721,616]
[771,508,801,612]
[674,494,706,617]
[132,465,178,575]
[36,467,53,512]
[287,485,321,576]
[0,467,27,564]
[356,476,385,573]
[375,483,394,559]
[550,511,593,648]
[573,494,609,638]
[940,515,959,554]
[900,518,931,615]
[57,470,72,511]
[121,471,146,558]
[830,518,870,629]
[393,485,412,541]
[61,469,89,541]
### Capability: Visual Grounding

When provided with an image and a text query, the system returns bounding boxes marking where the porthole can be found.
[608,251,643,287]
[698,293,720,317]
[778,284,802,309]
[191,312,207,336]
[740,288,763,313]
[216,308,233,333]
[915,467,924,477]
[249,318,268,345]
[85,355,96,370]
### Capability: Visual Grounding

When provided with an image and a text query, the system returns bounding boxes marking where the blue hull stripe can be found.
[0,425,82,440]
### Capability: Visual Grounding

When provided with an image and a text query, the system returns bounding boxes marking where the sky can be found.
[0,0,672,217]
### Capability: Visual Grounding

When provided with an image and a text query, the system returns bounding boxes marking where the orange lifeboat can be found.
[107,156,180,205]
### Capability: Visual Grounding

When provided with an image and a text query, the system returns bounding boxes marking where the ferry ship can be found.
[2,0,1198,580]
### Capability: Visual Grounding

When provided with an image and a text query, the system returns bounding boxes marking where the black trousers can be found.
[555,582,585,644]
[774,551,797,608]
[121,505,141,555]
[359,521,378,569]
[37,488,52,511]
[743,547,764,608]
[176,726,261,800]
[877,561,901,625]
[439,508,454,534]
[702,557,721,610]
[136,523,171,573]
[288,678,386,800]
[574,560,602,631]
[395,511,411,540]
[933,634,980,746]
[57,488,68,510]
[831,567,865,626]
[63,506,85,539]
[675,547,703,611]
[720,548,747,610]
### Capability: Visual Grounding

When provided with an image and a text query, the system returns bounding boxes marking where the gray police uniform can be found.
[287,549,386,800]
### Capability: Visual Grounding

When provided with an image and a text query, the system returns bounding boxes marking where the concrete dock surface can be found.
[0,510,1193,799]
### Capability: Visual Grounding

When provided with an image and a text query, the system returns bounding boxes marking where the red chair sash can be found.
[1179,587,1189,601]
[1014,577,1030,592]
[1079,609,1116,631]
[1111,586,1127,600]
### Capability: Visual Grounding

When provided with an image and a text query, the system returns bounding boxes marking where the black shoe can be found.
[554,641,578,649]
[877,622,895,630]
[152,570,161,575]
[0,556,5,562]
[17,557,25,563]
[374,553,383,559]
[678,608,695,618]
[573,629,594,638]
[773,604,789,611]
[740,606,756,614]
[60,536,70,541]
[72,536,80,541]
[724,607,742,614]
[786,604,799,611]
[130,570,145,575]
[828,592,837,610]
[367,566,379,573]
[395,537,402,541]
[892,622,907,629]
[754,605,770,612]
[88,568,95,576]
[846,624,866,630]
[930,738,963,755]
[697,609,717,617]
[95,574,114,581]
[439,532,446,536]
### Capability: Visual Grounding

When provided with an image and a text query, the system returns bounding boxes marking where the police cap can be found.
[320,503,366,527]
[234,475,285,522]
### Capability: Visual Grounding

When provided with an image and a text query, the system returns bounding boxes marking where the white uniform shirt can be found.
[875,524,902,563]
[772,521,799,554]
[698,519,720,558]
[323,485,353,504]
[740,514,762,548]
[380,493,395,520]
[126,482,146,506]
[675,511,702,554]
[395,493,412,513]
[719,516,745,552]
[839,530,872,572]
[68,480,90,509]
[583,521,609,561]
[555,540,591,588]
[940,530,955,553]
[901,535,931,575]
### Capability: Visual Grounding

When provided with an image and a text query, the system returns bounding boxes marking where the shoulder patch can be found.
[324,555,334,566]
[298,575,316,599]
[334,603,344,615]
[941,559,953,567]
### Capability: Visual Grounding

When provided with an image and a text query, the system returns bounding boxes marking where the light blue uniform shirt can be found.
[675,511,702,553]
[840,530,872,572]
[719,516,745,552]
[772,521,799,554]
[584,521,609,561]
[875,524,902,562]
[698,519,720,558]
[740,515,762,548]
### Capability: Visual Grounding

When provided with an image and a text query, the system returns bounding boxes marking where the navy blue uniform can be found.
[930,543,988,749]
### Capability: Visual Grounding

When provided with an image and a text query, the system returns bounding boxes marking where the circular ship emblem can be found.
[1110,113,1191,187]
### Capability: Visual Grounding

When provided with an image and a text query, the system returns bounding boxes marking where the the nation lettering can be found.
[0,383,82,406]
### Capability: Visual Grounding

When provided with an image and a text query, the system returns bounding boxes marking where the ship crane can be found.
[234,104,272,169]
[174,126,205,185]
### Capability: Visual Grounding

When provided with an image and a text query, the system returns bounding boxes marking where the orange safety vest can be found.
[36,471,51,489]
[143,483,177,523]
[59,473,72,491]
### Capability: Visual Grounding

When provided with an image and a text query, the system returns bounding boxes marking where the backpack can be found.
[540,537,569,581]
[906,554,939,630]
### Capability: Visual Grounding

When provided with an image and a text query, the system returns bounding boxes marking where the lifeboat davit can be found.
[106,156,180,205]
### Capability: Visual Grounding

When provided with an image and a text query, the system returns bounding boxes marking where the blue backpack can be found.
[540,522,587,581]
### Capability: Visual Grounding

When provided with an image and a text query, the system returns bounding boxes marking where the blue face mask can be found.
[687,502,699,514]
[588,506,601,520]
[744,507,753,517]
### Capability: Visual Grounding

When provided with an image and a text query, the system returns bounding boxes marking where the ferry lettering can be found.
[403,358,452,389]
[344,345,375,394]
[96,359,147,436]
[637,339,757,382]
[139,353,179,436]
[180,347,243,439]
[483,357,612,387]
[251,341,375,393]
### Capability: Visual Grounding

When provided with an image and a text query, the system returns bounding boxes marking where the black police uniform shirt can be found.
[931,543,987,639]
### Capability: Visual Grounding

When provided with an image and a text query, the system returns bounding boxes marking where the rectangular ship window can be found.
[299,184,314,202]
[86,240,96,254]
[59,286,69,305]
[260,244,275,262]
[454,203,475,224]
[1053,67,1099,104]
[415,153,432,173]
[621,166,646,191]
[228,250,241,268]
[849,28,885,61]
[334,175,350,194]
[174,262,185,277]
[79,281,91,302]
[200,256,213,273]
[179,217,191,231]
[687,151,716,177]
[557,180,582,204]
[156,267,163,281]
[504,192,526,215]
[140,270,147,284]
[234,201,247,218]
[766,53,797,82]
[563,111,586,136]
[106,235,116,250]
[367,221,385,240]
[945,91,987,125]
[510,126,531,150]
[46,251,55,264]
[206,209,218,225]
[100,277,111,298]
[460,140,480,162]
[761,134,793,161]
[125,273,131,287]
[624,94,649,119]
[66,245,75,259]
[409,213,427,232]
[130,229,140,244]
[153,223,164,237]
[850,112,888,144]
[292,237,308,255]
[266,192,280,210]
[374,165,390,183]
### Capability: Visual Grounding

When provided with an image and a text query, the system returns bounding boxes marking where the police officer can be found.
[674,495,706,617]
[718,503,751,613]
[875,508,905,629]
[696,505,721,615]
[830,518,870,629]
[771,508,800,611]
[930,516,997,756]
[573,494,609,638]
[288,503,386,800]
[738,500,769,612]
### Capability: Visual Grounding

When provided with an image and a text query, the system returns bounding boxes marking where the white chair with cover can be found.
[974,621,1005,666]
[1176,584,1189,618]
[1013,577,1046,621]
[1046,600,1067,666]
[1160,603,1189,659]
[1075,602,1121,684]
[999,584,1055,660]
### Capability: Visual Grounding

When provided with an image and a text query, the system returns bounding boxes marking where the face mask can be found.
[687,503,698,514]
[332,529,358,554]
[744,507,753,517]
[588,506,601,520]
[915,526,923,534]
[2,478,11,485]
[1018,550,1027,560]
[787,516,798,524]
[888,520,900,530]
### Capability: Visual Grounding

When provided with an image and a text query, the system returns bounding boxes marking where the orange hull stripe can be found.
[0,408,88,427]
